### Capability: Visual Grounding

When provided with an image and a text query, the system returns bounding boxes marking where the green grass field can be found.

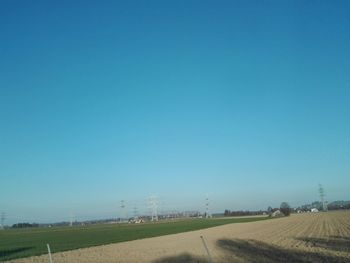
[0,216,268,261]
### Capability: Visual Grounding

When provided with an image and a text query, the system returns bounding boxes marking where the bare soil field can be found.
[8,210,350,263]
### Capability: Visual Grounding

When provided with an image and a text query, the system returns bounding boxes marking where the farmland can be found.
[5,210,350,263]
[0,216,268,261]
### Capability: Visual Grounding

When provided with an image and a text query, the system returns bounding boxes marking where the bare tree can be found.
[280,202,291,216]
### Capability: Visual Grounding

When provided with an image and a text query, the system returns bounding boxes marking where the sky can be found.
[1,0,350,224]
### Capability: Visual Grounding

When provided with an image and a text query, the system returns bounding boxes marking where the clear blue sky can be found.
[1,1,350,224]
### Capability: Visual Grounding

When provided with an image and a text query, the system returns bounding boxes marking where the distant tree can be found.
[12,222,39,228]
[267,206,273,215]
[280,202,291,216]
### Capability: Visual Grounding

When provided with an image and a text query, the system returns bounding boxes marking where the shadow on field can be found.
[0,247,33,259]
[296,236,350,253]
[153,253,208,263]
[331,235,350,240]
[217,239,349,263]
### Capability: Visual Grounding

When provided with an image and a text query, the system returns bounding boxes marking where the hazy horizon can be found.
[1,1,350,225]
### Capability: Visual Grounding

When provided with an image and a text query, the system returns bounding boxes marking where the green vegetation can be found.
[0,216,268,261]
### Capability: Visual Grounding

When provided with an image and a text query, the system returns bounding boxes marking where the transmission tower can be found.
[0,212,5,230]
[148,195,159,221]
[120,200,126,222]
[69,213,74,227]
[205,195,210,218]
[133,206,138,219]
[318,184,328,211]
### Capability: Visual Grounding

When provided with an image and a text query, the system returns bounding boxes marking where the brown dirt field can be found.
[8,210,350,263]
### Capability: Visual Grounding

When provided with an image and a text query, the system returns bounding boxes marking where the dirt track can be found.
[8,210,350,263]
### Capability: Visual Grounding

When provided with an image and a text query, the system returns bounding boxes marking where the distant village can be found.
[7,200,350,229]
[10,211,203,229]
[224,200,350,218]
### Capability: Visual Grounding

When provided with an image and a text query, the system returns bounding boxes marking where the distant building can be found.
[271,210,283,217]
